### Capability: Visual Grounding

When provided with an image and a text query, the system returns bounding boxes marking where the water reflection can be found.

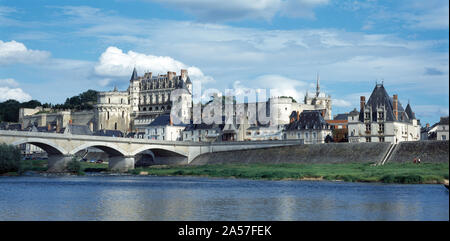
[0,176,448,221]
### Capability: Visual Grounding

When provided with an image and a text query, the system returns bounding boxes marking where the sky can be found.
[0,0,448,125]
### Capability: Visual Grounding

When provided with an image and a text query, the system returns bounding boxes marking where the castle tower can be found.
[129,67,140,113]
[316,73,320,97]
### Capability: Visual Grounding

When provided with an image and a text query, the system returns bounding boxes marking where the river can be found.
[0,175,448,220]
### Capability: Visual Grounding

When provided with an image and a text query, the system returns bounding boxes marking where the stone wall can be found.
[191,140,449,165]
[191,142,391,165]
[387,140,449,163]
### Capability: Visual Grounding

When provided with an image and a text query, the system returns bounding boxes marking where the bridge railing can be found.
[0,130,303,146]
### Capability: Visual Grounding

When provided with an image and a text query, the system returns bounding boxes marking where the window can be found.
[378,112,384,120]
[313,132,316,138]
[122,111,125,118]
[108,98,111,104]
[366,137,371,142]
[379,137,385,142]
[297,133,301,139]
[107,112,109,120]
[366,124,371,132]
[379,124,384,133]
[442,135,447,140]
[305,133,309,138]
[114,123,117,130]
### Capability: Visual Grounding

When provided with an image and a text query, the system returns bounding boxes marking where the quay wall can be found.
[387,140,449,163]
[190,141,449,165]
[191,142,391,165]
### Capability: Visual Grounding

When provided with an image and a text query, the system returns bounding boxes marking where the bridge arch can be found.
[131,146,188,166]
[69,142,128,157]
[12,138,67,155]
[130,146,188,157]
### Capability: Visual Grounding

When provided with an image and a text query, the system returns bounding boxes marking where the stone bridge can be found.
[0,130,302,172]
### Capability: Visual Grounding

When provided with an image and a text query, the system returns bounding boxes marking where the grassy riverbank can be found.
[129,162,449,184]
[2,159,108,176]
[3,159,448,184]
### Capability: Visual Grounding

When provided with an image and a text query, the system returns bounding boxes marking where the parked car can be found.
[80,158,87,162]
[89,159,96,163]
[96,159,104,164]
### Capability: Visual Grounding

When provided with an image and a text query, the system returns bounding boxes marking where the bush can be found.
[0,144,22,174]
[381,174,424,184]
[67,157,83,175]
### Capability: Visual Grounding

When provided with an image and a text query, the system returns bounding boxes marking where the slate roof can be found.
[130,67,138,81]
[148,114,187,127]
[439,116,449,125]
[334,113,349,120]
[93,129,124,137]
[359,84,414,123]
[285,110,329,131]
[405,103,415,120]
[62,124,93,135]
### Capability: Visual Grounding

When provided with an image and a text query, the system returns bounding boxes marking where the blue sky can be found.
[0,0,448,125]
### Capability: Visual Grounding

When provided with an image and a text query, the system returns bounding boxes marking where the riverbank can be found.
[2,160,448,184]
[129,162,449,184]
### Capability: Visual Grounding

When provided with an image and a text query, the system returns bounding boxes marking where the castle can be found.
[95,68,192,133]
[17,69,331,140]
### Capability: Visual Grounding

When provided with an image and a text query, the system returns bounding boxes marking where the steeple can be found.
[316,72,320,97]
[130,67,138,81]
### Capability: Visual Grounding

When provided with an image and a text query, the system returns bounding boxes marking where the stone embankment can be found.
[190,140,449,165]
[388,140,449,163]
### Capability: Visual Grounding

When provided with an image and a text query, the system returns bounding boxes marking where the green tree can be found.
[0,144,22,174]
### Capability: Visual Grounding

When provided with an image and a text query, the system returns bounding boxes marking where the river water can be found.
[0,175,448,221]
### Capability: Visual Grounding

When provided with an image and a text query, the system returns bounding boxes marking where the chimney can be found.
[89,122,94,132]
[47,123,51,132]
[393,94,398,120]
[426,123,430,128]
[167,71,174,80]
[296,111,300,122]
[360,96,366,110]
[321,110,325,118]
[181,69,188,81]
[170,115,173,126]
[56,123,60,133]
[69,119,73,125]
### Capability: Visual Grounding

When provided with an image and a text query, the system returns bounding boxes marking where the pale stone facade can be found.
[94,88,131,132]
[348,84,420,144]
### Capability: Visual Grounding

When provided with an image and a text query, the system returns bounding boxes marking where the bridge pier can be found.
[109,156,135,172]
[48,155,74,172]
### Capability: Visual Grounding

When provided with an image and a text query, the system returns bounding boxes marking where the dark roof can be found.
[405,103,415,119]
[334,113,348,120]
[94,129,124,137]
[130,67,138,81]
[359,84,414,123]
[349,108,359,116]
[148,114,186,127]
[63,124,93,135]
[1,123,22,131]
[439,116,449,125]
[285,110,329,131]
[185,76,192,84]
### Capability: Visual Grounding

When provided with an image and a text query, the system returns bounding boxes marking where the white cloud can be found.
[232,75,311,102]
[0,78,19,87]
[0,87,32,102]
[0,77,32,102]
[94,46,214,84]
[332,99,352,107]
[145,0,328,21]
[0,40,50,65]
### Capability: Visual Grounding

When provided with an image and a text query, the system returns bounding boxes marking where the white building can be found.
[284,110,332,144]
[348,83,420,144]
[435,116,449,141]
[144,114,186,141]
